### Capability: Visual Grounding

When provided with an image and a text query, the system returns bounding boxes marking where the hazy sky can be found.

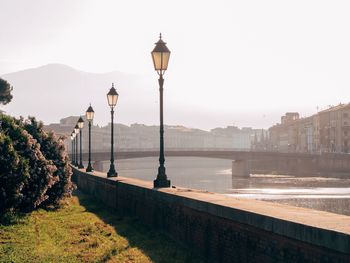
[1,0,350,129]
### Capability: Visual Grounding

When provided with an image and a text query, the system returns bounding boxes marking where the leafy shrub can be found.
[24,117,73,207]
[0,133,29,214]
[0,115,73,214]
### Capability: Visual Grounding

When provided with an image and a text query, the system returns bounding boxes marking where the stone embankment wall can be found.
[247,154,350,177]
[72,167,350,263]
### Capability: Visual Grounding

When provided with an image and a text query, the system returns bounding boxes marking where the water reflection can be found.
[96,157,350,216]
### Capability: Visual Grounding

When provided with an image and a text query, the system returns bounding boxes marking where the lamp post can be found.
[73,131,77,165]
[74,131,78,165]
[74,125,79,166]
[107,83,119,177]
[77,118,84,169]
[151,33,171,188]
[70,133,75,165]
[85,105,95,172]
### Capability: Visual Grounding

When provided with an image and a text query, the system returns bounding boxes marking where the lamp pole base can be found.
[107,164,118,177]
[78,164,84,169]
[153,166,170,188]
[86,163,94,172]
[153,178,170,188]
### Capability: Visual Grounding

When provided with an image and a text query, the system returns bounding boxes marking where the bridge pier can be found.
[232,160,251,177]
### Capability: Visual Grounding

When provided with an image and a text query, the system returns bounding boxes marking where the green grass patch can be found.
[0,191,204,263]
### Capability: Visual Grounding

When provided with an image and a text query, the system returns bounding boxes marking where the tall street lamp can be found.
[151,33,171,188]
[107,83,119,177]
[77,117,84,169]
[85,105,95,172]
[74,124,79,166]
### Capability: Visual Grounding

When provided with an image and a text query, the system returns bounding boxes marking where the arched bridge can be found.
[80,150,350,177]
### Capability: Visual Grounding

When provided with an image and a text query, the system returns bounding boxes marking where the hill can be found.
[1,64,158,126]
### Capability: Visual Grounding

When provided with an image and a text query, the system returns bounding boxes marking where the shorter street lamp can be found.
[73,131,78,166]
[70,132,75,165]
[77,117,84,169]
[85,105,95,172]
[74,124,80,168]
[107,83,119,177]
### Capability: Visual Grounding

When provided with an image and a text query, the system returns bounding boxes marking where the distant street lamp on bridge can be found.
[74,124,79,166]
[151,33,171,188]
[77,117,84,169]
[107,83,119,177]
[85,104,95,172]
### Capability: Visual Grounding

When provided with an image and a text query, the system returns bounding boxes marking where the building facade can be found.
[269,104,350,153]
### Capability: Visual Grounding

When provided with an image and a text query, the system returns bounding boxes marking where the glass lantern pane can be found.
[161,52,170,70]
[107,94,118,107]
[152,52,162,70]
[86,111,94,121]
[152,52,170,70]
[112,94,118,106]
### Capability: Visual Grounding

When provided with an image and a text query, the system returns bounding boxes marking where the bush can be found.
[0,115,73,214]
[24,117,73,207]
[0,133,29,214]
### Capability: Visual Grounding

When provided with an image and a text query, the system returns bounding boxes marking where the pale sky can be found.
[1,0,350,129]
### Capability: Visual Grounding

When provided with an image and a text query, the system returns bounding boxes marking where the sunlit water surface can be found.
[95,157,350,216]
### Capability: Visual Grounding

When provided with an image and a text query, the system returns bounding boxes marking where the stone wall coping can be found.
[74,167,350,253]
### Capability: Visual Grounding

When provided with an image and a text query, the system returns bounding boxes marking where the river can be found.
[95,156,350,216]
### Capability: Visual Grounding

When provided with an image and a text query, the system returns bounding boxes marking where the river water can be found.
[97,157,350,216]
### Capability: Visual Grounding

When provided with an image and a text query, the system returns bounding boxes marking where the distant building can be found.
[250,129,270,151]
[269,113,300,152]
[281,112,299,124]
[318,104,350,153]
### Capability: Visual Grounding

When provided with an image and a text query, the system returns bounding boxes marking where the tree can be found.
[0,78,13,105]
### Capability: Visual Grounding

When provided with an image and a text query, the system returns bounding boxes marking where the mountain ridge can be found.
[1,63,137,77]
[1,63,158,127]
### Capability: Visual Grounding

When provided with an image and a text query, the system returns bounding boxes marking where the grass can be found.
[0,191,205,263]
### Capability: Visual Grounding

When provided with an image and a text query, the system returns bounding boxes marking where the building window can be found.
[344,112,349,118]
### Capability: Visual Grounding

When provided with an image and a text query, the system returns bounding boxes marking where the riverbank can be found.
[0,191,204,263]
